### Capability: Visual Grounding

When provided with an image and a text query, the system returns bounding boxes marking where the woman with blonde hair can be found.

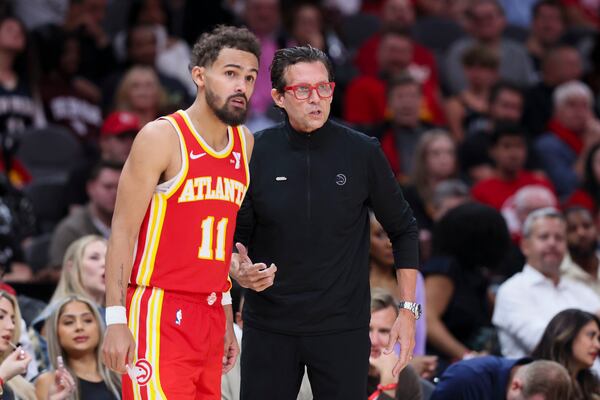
[50,235,107,307]
[35,295,121,399]
[0,290,74,399]
[31,235,107,373]
[113,65,167,125]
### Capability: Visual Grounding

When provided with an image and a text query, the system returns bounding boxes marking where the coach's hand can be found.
[230,243,277,292]
[223,321,239,374]
[384,309,416,377]
[102,324,135,375]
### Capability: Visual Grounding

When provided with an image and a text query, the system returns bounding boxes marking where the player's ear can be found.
[191,66,206,89]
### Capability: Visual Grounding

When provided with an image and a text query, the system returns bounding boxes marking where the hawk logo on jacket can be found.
[178,176,247,205]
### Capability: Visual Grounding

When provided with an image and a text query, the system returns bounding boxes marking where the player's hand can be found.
[0,346,31,381]
[384,309,416,377]
[222,321,239,374]
[102,324,135,374]
[230,243,277,292]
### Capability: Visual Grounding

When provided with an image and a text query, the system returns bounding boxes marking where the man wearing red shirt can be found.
[471,122,553,210]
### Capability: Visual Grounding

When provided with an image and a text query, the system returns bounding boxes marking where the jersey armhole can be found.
[156,116,188,195]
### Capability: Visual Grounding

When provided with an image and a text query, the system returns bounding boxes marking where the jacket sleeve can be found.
[366,137,419,269]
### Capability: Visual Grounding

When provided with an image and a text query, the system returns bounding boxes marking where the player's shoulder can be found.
[134,118,178,146]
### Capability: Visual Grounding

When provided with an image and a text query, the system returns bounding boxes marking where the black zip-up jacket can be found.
[234,117,419,335]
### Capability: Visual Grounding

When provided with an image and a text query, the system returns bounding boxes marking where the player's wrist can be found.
[106,306,127,325]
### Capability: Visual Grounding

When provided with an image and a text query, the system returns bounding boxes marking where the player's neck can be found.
[185,101,230,151]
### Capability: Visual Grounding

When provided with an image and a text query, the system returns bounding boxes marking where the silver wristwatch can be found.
[398,301,422,320]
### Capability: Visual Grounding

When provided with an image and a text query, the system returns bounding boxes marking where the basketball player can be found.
[101,25,265,399]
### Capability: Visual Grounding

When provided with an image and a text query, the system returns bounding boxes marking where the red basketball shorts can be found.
[122,286,225,400]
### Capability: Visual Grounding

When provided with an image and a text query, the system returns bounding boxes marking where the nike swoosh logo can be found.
[190,151,207,160]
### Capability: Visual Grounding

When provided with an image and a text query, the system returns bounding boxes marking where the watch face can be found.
[414,303,422,319]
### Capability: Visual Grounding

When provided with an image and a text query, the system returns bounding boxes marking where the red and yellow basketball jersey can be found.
[130,110,249,294]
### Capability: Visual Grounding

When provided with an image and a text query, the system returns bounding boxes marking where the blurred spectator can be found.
[443,0,535,94]
[498,0,540,27]
[564,142,600,213]
[35,295,120,399]
[344,26,445,131]
[423,203,509,369]
[531,309,600,400]
[402,130,456,235]
[522,45,583,138]
[0,15,44,184]
[378,75,435,181]
[493,208,600,358]
[368,288,426,400]
[471,122,554,210]
[354,0,439,86]
[431,357,571,400]
[459,82,525,182]
[31,235,107,374]
[34,0,117,86]
[48,160,121,273]
[430,179,470,221]
[0,174,35,279]
[502,184,558,243]
[369,212,427,357]
[243,0,286,131]
[285,2,351,117]
[525,0,567,77]
[102,23,189,113]
[445,45,499,142]
[113,0,195,97]
[534,81,600,199]
[13,0,68,30]
[561,207,600,296]
[0,290,37,400]
[39,31,102,148]
[64,111,139,209]
[113,65,166,125]
[49,235,106,307]
[422,179,471,263]
[98,111,138,163]
[523,45,583,138]
[561,0,600,29]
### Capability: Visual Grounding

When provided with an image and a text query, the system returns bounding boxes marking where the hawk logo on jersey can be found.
[176,309,183,326]
[231,152,241,169]
[207,292,217,305]
[127,359,153,386]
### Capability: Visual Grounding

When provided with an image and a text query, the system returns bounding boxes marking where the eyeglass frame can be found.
[283,82,336,100]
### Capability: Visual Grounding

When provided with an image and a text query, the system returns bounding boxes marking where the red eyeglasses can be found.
[284,82,336,100]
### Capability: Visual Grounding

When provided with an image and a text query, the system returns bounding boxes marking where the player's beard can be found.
[205,85,248,126]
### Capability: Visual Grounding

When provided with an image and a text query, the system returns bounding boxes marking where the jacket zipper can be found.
[306,135,311,223]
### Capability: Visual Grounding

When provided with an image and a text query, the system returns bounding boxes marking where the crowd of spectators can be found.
[0,0,600,398]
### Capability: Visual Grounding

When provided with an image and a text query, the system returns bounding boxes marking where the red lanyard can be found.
[368,383,398,400]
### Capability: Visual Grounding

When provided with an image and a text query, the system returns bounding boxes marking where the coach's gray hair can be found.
[522,207,564,238]
[553,80,593,109]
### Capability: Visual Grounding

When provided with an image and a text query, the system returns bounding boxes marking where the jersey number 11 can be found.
[198,216,228,261]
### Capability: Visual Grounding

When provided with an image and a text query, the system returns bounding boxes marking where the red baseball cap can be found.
[101,111,140,137]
